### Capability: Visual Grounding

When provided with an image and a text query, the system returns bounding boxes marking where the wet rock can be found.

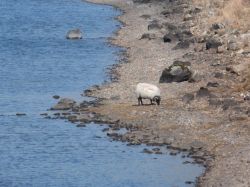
[68,115,78,122]
[51,98,76,110]
[66,29,82,39]
[76,123,86,127]
[182,93,194,104]
[142,148,153,154]
[148,20,162,30]
[140,33,156,40]
[102,128,109,132]
[169,150,179,156]
[207,82,219,87]
[190,140,205,150]
[40,113,48,116]
[152,147,160,152]
[53,95,60,99]
[206,37,223,50]
[16,113,26,116]
[185,181,194,184]
[173,40,190,50]
[159,63,192,83]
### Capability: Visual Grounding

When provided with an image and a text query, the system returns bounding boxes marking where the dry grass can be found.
[193,0,250,31]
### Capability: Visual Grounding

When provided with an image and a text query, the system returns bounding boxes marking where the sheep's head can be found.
[153,96,161,105]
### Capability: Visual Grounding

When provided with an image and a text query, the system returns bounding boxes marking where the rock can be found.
[163,33,176,43]
[194,43,204,52]
[182,93,194,104]
[142,148,153,154]
[140,33,156,40]
[76,123,86,127]
[51,98,76,110]
[148,20,162,30]
[183,14,193,21]
[214,72,224,79]
[173,60,191,66]
[140,14,151,19]
[40,113,48,116]
[217,45,227,53]
[190,140,205,150]
[211,23,225,30]
[206,37,223,50]
[196,87,213,98]
[169,150,179,155]
[188,70,202,82]
[207,82,219,87]
[173,40,190,50]
[66,29,82,39]
[227,40,240,51]
[222,99,238,110]
[53,95,60,99]
[16,113,26,116]
[161,9,173,16]
[159,63,192,83]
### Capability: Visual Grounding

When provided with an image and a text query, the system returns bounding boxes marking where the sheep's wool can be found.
[136,83,160,99]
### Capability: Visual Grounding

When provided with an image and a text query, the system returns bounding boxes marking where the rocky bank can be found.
[50,0,250,186]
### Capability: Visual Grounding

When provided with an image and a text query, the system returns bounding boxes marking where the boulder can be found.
[159,63,192,83]
[51,98,76,110]
[66,29,82,39]
[206,37,223,50]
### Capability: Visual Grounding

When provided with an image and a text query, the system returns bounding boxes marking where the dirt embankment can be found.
[51,0,250,186]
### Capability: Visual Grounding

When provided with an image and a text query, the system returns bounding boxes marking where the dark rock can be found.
[161,9,173,16]
[196,87,213,98]
[173,60,191,66]
[152,148,160,152]
[140,14,151,19]
[182,93,194,104]
[244,96,250,101]
[173,40,190,50]
[76,123,86,127]
[163,33,176,43]
[163,22,177,31]
[142,148,153,154]
[207,82,219,87]
[51,98,76,110]
[185,181,194,184]
[40,113,48,116]
[159,64,192,83]
[148,20,162,30]
[206,37,223,50]
[169,150,179,155]
[155,151,163,154]
[102,128,110,132]
[214,72,224,79]
[222,99,238,110]
[208,98,223,107]
[211,23,225,30]
[140,33,156,40]
[68,115,78,122]
[16,113,26,116]
[53,95,60,99]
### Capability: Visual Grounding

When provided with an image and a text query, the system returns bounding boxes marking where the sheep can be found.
[136,83,161,105]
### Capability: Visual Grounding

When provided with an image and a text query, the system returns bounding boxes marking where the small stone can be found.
[76,123,86,127]
[16,113,26,116]
[183,14,193,21]
[207,82,219,87]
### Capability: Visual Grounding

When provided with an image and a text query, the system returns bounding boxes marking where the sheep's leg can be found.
[138,97,143,106]
[150,99,153,105]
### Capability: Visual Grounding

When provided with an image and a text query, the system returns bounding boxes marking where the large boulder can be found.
[51,98,76,110]
[159,63,192,83]
[66,29,82,39]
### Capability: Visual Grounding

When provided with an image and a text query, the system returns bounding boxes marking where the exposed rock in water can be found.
[159,63,192,83]
[53,95,60,99]
[51,98,76,110]
[66,29,82,40]
[16,113,26,116]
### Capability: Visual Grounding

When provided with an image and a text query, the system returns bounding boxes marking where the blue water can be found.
[0,0,204,186]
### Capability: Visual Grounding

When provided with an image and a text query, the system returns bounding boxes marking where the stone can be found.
[140,33,156,40]
[159,64,192,83]
[51,98,76,110]
[207,82,219,87]
[194,43,204,52]
[163,33,176,43]
[173,40,190,50]
[227,41,240,51]
[182,93,194,104]
[206,37,223,50]
[217,45,227,53]
[148,20,162,30]
[196,87,213,98]
[211,23,225,30]
[173,60,191,66]
[183,14,193,21]
[16,113,26,116]
[66,29,82,39]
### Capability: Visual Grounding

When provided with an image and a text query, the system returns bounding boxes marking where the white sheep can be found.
[136,83,161,105]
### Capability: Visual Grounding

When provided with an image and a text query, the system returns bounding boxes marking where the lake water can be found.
[0,0,204,186]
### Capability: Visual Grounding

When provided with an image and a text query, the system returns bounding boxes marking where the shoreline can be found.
[53,0,250,186]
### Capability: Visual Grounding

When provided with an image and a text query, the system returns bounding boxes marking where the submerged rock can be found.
[51,98,76,110]
[66,29,82,39]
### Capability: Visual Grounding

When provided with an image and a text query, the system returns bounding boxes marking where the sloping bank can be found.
[55,0,250,186]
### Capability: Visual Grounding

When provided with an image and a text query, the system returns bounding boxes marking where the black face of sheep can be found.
[153,96,161,105]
